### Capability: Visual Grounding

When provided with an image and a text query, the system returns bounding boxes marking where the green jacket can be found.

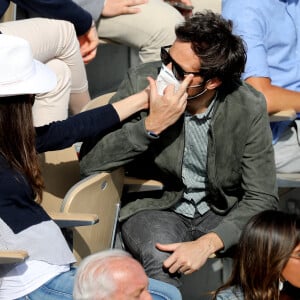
[80,61,278,251]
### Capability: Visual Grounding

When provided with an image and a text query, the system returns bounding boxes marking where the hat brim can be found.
[0,59,57,97]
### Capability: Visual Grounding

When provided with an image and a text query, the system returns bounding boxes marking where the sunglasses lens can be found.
[172,63,184,81]
[160,47,184,81]
[161,47,170,66]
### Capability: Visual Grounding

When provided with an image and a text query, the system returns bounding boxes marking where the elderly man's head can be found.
[73,249,152,300]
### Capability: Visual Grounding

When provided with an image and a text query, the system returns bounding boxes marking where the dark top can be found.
[0,104,119,233]
[0,0,92,36]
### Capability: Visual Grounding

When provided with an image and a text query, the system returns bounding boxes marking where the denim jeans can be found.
[16,267,76,300]
[121,209,223,287]
[149,278,182,300]
[15,267,181,300]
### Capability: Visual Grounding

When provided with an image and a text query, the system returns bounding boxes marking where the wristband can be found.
[147,131,160,139]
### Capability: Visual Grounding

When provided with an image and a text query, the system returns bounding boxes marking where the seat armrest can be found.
[269,109,297,122]
[0,250,28,264]
[124,176,164,192]
[276,173,300,188]
[49,212,99,228]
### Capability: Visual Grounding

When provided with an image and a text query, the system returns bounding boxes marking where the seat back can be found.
[1,3,16,22]
[39,142,124,262]
[61,169,124,262]
[81,92,116,111]
[39,146,80,213]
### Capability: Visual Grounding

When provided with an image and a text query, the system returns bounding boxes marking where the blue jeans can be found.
[121,209,223,287]
[16,267,181,300]
[16,267,76,300]
[149,278,182,300]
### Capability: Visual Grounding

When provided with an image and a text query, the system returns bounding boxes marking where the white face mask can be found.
[156,64,181,95]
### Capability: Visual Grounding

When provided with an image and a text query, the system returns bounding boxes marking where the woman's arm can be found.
[36,90,149,153]
[112,88,149,121]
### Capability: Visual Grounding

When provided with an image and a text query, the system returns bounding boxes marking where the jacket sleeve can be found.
[212,90,278,251]
[10,0,92,36]
[79,63,161,177]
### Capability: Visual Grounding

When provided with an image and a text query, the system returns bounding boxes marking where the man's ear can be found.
[206,77,222,90]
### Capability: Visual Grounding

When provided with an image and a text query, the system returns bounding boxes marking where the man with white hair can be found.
[73,249,182,300]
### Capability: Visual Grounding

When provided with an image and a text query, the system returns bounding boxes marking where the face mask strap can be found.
[187,88,207,100]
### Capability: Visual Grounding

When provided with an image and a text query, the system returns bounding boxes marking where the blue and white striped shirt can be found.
[173,95,217,218]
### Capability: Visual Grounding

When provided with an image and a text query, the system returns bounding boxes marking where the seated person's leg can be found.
[0,18,90,121]
[17,267,76,300]
[121,210,189,287]
[97,0,184,63]
[149,278,182,300]
[273,120,300,173]
[33,59,71,126]
[191,0,222,13]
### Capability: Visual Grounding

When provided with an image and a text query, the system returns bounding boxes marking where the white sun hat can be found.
[0,34,57,97]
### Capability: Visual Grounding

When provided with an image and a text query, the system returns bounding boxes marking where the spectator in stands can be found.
[73,249,182,300]
[0,0,207,64]
[0,18,91,126]
[79,11,278,288]
[222,0,300,173]
[0,34,184,300]
[0,0,99,64]
[214,210,300,300]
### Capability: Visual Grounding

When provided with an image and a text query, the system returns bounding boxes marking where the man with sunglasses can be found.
[80,11,278,292]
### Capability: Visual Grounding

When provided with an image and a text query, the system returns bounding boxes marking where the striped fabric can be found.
[173,95,217,218]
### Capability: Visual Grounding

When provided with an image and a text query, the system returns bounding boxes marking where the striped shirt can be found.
[173,95,217,218]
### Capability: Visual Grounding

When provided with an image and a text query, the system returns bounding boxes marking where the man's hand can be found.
[144,74,193,135]
[102,0,148,17]
[156,233,224,275]
[78,23,100,64]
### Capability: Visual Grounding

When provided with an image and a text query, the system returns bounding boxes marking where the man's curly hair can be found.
[175,11,247,84]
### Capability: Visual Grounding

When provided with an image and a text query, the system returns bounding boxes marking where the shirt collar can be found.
[185,91,218,120]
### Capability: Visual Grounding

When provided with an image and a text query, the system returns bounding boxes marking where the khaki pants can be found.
[97,0,218,63]
[0,18,90,126]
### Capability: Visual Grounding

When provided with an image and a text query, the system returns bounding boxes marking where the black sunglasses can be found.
[160,45,202,81]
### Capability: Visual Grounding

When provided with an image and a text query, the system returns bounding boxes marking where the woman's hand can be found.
[144,74,193,135]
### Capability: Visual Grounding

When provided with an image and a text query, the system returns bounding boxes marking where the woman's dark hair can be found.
[175,10,247,84]
[0,95,44,203]
[214,210,300,300]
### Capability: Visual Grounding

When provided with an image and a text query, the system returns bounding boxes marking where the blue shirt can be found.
[222,0,300,143]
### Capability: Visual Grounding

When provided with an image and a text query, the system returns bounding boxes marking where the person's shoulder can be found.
[222,0,271,29]
[219,80,268,117]
[127,61,161,78]
[216,286,244,300]
[225,80,267,107]
[223,0,270,13]
[111,61,161,100]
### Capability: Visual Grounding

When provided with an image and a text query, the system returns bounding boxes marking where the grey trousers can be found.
[274,119,300,173]
[121,209,224,287]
